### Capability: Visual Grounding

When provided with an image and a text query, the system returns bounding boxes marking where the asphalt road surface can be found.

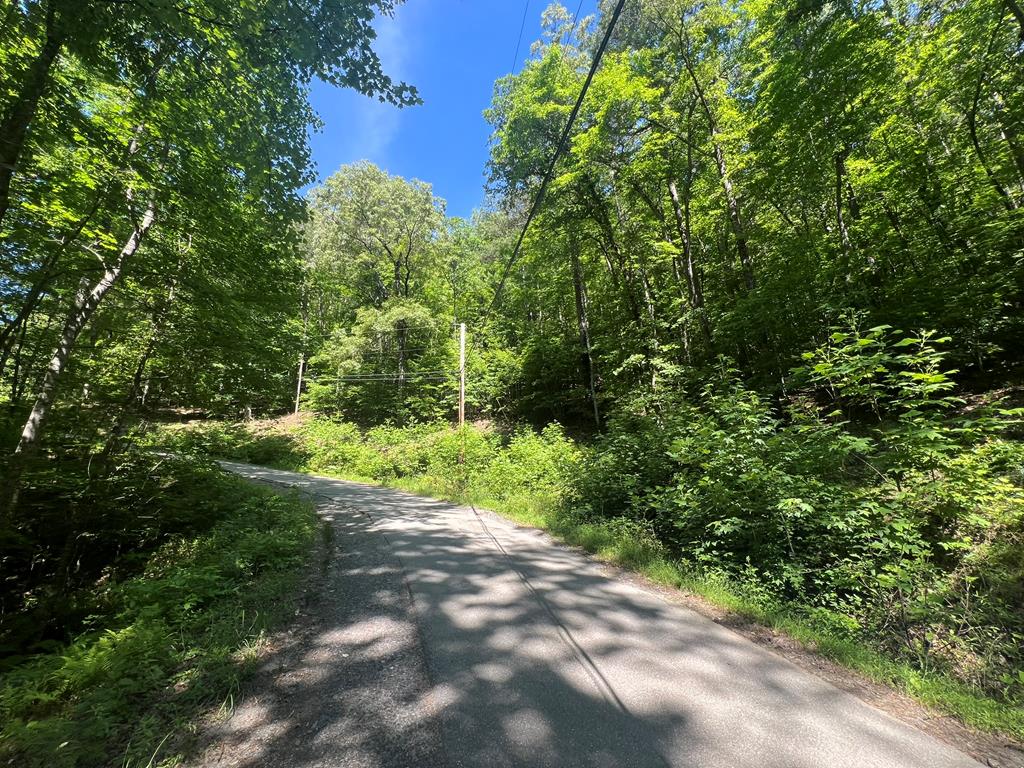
[202,461,985,768]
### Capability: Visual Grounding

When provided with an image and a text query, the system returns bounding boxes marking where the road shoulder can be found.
[187,479,446,768]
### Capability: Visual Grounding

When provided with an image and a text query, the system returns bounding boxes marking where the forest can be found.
[1,0,1023,764]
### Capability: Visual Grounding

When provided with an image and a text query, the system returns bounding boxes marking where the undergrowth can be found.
[0,453,317,767]
[152,408,1024,741]
[150,328,1024,741]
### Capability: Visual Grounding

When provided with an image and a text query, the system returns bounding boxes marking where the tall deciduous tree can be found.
[1,0,419,511]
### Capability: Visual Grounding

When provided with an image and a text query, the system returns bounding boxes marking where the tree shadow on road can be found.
[193,467,980,768]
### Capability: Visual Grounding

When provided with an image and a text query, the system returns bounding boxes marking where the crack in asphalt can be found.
[197,461,992,768]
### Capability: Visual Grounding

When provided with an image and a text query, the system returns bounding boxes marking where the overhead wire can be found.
[369,346,441,354]
[511,0,531,74]
[569,0,586,38]
[316,379,452,386]
[325,370,454,375]
[486,0,629,316]
[366,324,449,333]
[320,370,454,379]
[328,378,451,383]
[316,370,455,383]
[303,324,462,388]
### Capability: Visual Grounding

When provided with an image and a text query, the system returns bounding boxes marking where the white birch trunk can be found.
[14,202,156,456]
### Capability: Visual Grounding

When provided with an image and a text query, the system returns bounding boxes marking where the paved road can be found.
[210,461,983,768]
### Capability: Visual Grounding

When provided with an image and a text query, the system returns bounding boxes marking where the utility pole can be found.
[294,352,304,415]
[295,282,308,416]
[458,322,466,429]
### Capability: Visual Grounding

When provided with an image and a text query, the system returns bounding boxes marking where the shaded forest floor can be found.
[0,450,319,767]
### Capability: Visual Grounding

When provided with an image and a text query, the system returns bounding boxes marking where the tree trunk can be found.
[105,277,179,454]
[712,142,755,291]
[668,178,711,345]
[610,178,659,355]
[0,5,63,230]
[570,245,600,427]
[582,178,644,326]
[679,51,755,291]
[102,334,158,457]
[0,317,22,382]
[0,252,61,372]
[128,336,158,407]
[993,91,1024,191]
[835,149,853,260]
[968,108,1016,210]
[1005,0,1024,39]
[6,314,35,404]
[295,285,308,414]
[633,246,660,389]
[967,32,1018,211]
[2,198,156,513]
[393,258,403,299]
[294,353,305,413]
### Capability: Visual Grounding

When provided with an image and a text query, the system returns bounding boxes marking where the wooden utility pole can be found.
[295,284,308,416]
[458,322,466,428]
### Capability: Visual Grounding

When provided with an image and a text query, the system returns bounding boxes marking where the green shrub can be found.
[0,473,315,767]
[569,328,1024,698]
[149,421,307,468]
[478,424,580,502]
[152,335,1024,702]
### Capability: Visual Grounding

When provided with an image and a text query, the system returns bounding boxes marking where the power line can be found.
[488,0,628,315]
[367,324,449,333]
[316,378,452,385]
[319,369,455,380]
[511,0,531,74]
[333,374,450,377]
[369,346,439,353]
[569,0,586,40]
[326,378,451,384]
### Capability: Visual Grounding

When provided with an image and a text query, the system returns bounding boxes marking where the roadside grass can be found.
[669,573,1024,740]
[151,417,1024,743]
[0,473,318,768]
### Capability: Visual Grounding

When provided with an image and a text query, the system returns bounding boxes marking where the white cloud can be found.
[347,7,411,164]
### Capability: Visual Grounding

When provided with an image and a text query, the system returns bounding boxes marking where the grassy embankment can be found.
[0,451,318,768]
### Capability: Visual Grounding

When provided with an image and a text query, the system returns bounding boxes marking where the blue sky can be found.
[306,0,597,219]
